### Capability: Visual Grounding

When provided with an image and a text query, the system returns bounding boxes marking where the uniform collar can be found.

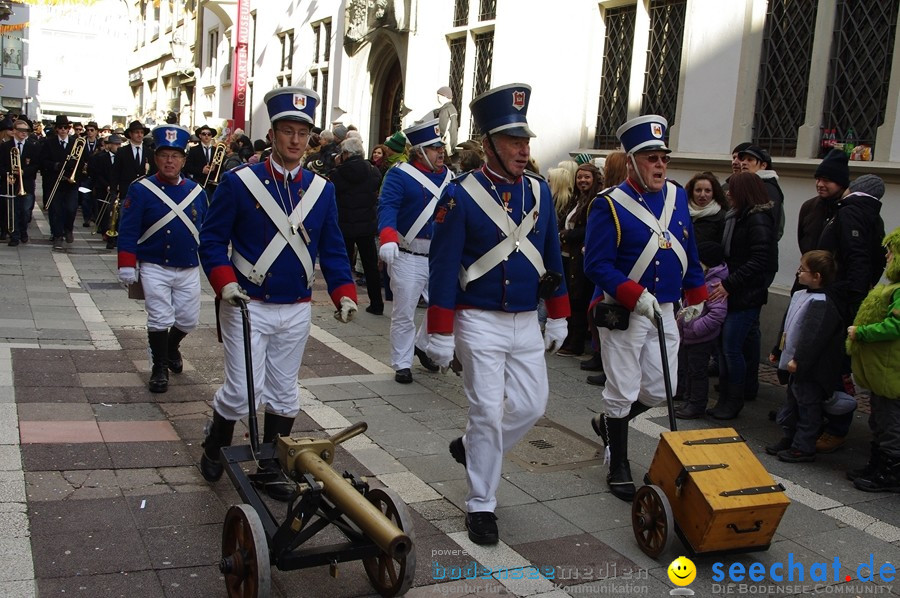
[481,164,520,184]
[266,157,301,182]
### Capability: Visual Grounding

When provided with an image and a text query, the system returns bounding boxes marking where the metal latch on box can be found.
[674,463,729,497]
[682,435,745,446]
[720,483,786,497]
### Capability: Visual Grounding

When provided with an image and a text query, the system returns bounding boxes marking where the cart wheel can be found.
[632,484,674,558]
[363,488,416,597]
[220,504,272,598]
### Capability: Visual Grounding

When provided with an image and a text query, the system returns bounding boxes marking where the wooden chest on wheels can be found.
[645,427,790,555]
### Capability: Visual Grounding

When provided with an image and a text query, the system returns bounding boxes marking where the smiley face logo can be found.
[668,556,696,586]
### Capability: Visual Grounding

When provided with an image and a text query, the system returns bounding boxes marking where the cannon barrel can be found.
[277,427,411,559]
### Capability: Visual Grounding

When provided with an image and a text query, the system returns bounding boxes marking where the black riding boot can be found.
[606,416,635,502]
[167,327,189,374]
[147,330,169,393]
[590,401,651,447]
[257,413,296,502]
[200,410,236,482]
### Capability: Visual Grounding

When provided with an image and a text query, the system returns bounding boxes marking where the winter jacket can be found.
[692,209,725,247]
[757,170,785,241]
[680,263,729,345]
[797,193,840,256]
[721,201,778,311]
[331,155,382,239]
[818,192,886,321]
[848,282,900,399]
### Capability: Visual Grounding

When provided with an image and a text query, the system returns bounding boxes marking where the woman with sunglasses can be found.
[706,172,778,420]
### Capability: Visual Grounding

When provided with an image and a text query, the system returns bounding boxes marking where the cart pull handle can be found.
[328,422,369,446]
[727,520,763,534]
[236,298,260,455]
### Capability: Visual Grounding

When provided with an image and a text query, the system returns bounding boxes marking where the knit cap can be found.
[848,174,884,200]
[814,148,850,188]
[385,131,406,153]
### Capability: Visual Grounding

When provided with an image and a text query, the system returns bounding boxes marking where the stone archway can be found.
[367,35,406,149]
[379,60,403,143]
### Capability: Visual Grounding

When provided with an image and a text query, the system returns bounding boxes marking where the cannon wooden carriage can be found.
[217,301,415,597]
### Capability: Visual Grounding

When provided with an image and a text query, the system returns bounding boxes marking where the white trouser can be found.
[387,247,430,370]
[454,309,548,512]
[212,300,311,421]
[139,262,201,332]
[599,303,678,419]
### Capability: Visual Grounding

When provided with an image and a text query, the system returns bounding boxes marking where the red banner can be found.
[232,0,250,130]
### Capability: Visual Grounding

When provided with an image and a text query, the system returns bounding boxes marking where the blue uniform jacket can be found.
[199,160,356,306]
[377,161,448,245]
[583,178,707,310]
[427,169,570,334]
[117,174,206,269]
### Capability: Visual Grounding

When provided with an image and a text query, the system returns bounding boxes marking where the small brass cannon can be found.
[219,422,416,598]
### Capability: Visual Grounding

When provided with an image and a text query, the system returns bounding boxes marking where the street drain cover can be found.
[509,422,603,472]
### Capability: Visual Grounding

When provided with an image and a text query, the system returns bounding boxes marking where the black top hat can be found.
[53,114,71,128]
[194,124,217,137]
[0,116,13,131]
[85,121,99,130]
[125,120,150,137]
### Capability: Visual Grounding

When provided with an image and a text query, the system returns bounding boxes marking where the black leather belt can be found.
[399,247,429,257]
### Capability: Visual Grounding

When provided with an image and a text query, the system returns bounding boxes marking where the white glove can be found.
[379,242,399,266]
[335,296,358,323]
[118,267,136,285]
[633,289,662,322]
[221,282,250,306]
[426,334,455,371]
[544,318,568,353]
[681,302,704,323]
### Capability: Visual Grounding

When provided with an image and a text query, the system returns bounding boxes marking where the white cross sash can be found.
[395,162,451,247]
[136,179,203,245]
[458,175,545,290]
[232,168,324,288]
[607,182,687,282]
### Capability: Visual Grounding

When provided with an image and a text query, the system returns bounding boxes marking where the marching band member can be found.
[39,115,79,250]
[0,118,39,246]
[377,118,449,383]
[185,124,219,198]
[198,87,358,500]
[116,125,206,394]
[88,134,123,238]
[426,84,570,544]
[112,120,155,249]
[583,115,707,502]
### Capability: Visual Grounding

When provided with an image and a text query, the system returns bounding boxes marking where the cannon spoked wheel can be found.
[363,488,416,597]
[220,504,271,598]
[632,484,674,558]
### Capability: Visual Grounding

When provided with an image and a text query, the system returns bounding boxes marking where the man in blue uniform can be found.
[377,118,449,383]
[426,83,570,545]
[198,87,358,500]
[584,115,707,501]
[117,124,207,394]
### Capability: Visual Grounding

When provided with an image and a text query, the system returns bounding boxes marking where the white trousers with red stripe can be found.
[598,302,678,418]
[454,309,548,513]
[212,300,311,421]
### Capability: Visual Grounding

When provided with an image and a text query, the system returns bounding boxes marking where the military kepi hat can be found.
[151,125,190,154]
[403,118,443,149]
[264,86,319,126]
[469,83,535,138]
[616,115,670,154]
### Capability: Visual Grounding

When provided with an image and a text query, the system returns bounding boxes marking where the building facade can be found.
[0,3,38,120]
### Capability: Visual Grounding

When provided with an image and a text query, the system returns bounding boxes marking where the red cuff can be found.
[379,228,399,245]
[117,251,136,268]
[329,283,358,308]
[545,294,571,319]
[684,284,709,306]
[209,265,238,296]
[427,306,455,334]
[615,280,645,310]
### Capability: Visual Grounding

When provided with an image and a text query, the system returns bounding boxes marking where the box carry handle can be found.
[728,520,763,534]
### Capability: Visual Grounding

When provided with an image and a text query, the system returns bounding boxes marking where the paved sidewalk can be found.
[2,212,899,597]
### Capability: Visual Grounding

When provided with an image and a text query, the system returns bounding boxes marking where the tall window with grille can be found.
[479,0,496,21]
[753,0,818,157]
[640,0,686,141]
[453,0,468,27]
[277,30,293,88]
[594,6,636,149]
[310,20,331,127]
[470,31,494,136]
[448,36,466,116]
[822,0,900,156]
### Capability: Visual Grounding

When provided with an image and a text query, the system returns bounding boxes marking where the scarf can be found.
[689,201,722,220]
[722,209,737,258]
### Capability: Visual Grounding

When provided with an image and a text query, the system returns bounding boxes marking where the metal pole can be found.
[655,312,677,432]
[237,298,259,454]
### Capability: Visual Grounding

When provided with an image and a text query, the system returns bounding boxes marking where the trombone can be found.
[203,142,227,188]
[44,136,86,211]
[3,146,26,234]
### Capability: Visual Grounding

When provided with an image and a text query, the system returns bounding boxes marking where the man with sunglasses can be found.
[583,115,707,502]
[0,118,39,245]
[185,125,219,198]
[198,87,357,501]
[77,121,102,227]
